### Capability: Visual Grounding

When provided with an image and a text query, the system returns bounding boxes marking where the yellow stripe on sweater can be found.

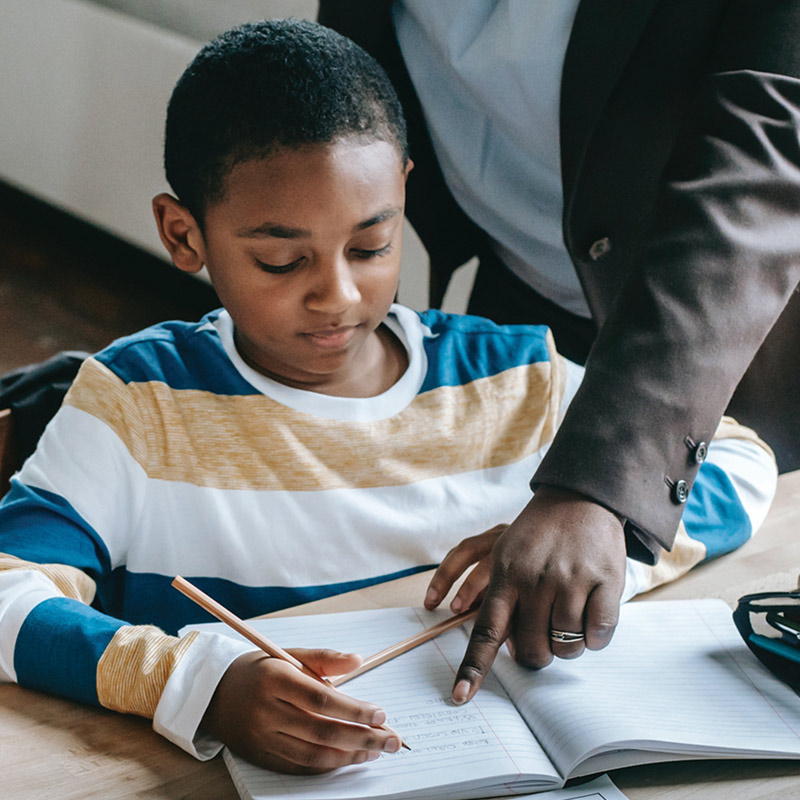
[65,353,563,491]
[0,553,96,604]
[97,627,199,718]
[714,415,776,462]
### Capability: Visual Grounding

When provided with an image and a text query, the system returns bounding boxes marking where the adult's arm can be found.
[538,3,800,552]
[455,3,800,699]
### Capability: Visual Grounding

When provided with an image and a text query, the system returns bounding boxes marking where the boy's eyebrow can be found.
[353,207,401,231]
[236,207,402,239]
[236,223,310,239]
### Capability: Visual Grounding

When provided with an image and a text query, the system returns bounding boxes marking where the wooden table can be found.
[3,471,800,800]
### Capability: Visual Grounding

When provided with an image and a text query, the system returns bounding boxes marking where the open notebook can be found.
[183,599,800,799]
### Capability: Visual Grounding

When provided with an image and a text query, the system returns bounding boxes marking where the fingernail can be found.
[590,625,613,640]
[451,597,463,613]
[370,708,387,725]
[425,588,439,607]
[452,679,471,705]
[384,738,400,753]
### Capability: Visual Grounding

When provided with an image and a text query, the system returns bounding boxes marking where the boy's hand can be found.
[424,524,508,615]
[201,649,401,774]
[448,487,626,704]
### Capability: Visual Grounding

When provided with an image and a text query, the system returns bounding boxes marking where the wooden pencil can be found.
[171,576,409,750]
[330,607,479,687]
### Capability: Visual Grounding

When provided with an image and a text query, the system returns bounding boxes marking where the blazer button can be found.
[589,237,611,261]
[673,479,689,504]
[693,442,708,464]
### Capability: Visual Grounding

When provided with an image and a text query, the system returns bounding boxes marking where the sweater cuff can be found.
[152,631,257,760]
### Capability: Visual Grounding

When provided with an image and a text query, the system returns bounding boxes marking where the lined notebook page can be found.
[493,599,800,778]
[186,608,561,799]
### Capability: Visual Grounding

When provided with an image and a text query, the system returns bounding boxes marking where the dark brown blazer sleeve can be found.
[535,3,800,554]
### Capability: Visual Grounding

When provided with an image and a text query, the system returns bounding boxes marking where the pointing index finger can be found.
[452,588,515,704]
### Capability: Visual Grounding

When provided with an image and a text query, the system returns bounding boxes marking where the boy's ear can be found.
[152,193,206,274]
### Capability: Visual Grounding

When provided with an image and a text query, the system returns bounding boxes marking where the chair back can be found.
[0,408,15,497]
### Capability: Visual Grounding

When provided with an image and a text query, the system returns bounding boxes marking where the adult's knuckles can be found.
[470,621,505,648]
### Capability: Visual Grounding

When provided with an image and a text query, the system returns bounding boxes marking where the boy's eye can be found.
[254,257,303,274]
[351,243,393,260]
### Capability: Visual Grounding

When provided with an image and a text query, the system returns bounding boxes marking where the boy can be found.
[0,20,777,776]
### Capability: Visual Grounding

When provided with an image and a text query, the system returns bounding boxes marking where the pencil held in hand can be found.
[171,576,410,749]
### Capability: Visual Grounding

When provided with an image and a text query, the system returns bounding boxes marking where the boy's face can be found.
[191,140,409,394]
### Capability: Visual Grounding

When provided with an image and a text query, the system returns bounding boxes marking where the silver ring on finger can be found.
[549,629,585,643]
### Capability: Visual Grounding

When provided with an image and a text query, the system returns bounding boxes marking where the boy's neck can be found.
[234,322,409,399]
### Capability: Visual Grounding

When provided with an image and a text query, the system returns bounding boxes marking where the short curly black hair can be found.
[164,18,408,223]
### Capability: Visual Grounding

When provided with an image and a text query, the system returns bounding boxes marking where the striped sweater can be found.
[0,305,777,758]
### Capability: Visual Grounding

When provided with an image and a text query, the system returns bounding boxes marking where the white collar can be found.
[210,304,428,422]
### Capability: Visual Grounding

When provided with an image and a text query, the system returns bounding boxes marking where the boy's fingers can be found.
[452,588,514,704]
[277,704,399,755]
[272,663,387,727]
[256,732,383,775]
[287,648,363,676]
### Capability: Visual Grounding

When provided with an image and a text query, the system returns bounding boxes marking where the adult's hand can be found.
[450,486,626,704]
[424,523,508,616]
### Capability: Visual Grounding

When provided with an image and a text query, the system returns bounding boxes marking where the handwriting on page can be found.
[224,608,560,798]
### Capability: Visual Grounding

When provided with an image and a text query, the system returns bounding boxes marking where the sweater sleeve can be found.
[0,358,255,759]
[0,547,254,758]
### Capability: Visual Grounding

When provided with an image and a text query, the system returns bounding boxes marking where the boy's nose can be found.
[306,256,361,313]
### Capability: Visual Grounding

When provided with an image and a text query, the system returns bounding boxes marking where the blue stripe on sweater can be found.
[416,310,551,394]
[682,462,752,560]
[94,309,552,397]
[94,311,258,396]
[115,564,438,635]
[0,481,111,577]
[14,597,126,706]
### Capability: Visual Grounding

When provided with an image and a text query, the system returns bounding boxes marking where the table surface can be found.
[3,470,800,800]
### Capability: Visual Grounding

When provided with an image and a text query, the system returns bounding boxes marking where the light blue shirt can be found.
[393,0,589,317]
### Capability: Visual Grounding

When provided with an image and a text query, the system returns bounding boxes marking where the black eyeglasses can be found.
[734,590,800,694]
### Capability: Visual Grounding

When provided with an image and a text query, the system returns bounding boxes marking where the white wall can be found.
[0,0,474,311]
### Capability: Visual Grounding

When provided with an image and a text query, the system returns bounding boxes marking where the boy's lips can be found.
[301,325,359,348]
